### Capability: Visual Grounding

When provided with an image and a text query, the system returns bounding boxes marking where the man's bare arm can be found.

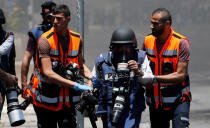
[0,68,18,87]
[21,50,33,90]
[156,61,188,83]
[78,51,92,86]
[41,57,75,87]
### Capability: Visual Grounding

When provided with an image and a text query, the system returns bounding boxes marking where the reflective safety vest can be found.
[27,28,81,111]
[144,28,191,110]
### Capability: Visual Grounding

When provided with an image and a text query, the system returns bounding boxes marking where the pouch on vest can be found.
[162,62,174,75]
[35,82,60,107]
[161,84,183,108]
[96,85,112,115]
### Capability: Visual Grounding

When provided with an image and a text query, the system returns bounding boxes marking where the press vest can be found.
[95,51,146,127]
[144,28,191,110]
[27,28,81,111]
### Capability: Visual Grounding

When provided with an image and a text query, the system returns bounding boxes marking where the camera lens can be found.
[117,63,129,72]
[6,88,25,126]
[20,98,32,110]
[111,95,125,124]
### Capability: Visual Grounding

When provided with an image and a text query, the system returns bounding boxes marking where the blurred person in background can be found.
[142,8,191,128]
[21,1,56,100]
[0,8,18,121]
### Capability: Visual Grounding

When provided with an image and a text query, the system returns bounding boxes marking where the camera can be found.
[75,90,98,128]
[75,90,98,113]
[111,94,125,124]
[65,63,80,81]
[111,68,131,125]
[5,86,32,127]
[6,87,25,126]
[20,97,32,111]
[54,62,80,81]
[111,86,128,125]
[117,62,129,72]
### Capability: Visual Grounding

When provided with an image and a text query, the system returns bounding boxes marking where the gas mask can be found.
[112,45,134,72]
[42,12,53,29]
[109,27,138,72]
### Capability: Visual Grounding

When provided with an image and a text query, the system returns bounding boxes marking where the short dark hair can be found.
[0,8,6,24]
[41,1,56,15]
[152,8,172,25]
[52,4,70,17]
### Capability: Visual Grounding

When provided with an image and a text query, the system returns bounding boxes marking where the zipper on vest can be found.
[157,55,162,108]
[63,87,65,107]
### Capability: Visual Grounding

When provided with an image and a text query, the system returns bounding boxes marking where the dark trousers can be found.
[149,101,190,128]
[33,105,77,128]
[0,91,5,119]
[101,107,142,128]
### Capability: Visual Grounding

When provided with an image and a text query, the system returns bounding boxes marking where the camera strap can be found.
[106,51,116,88]
[111,64,116,89]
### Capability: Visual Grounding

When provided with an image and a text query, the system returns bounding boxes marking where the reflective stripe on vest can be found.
[35,95,63,104]
[68,50,79,57]
[31,28,81,111]
[50,49,79,58]
[146,86,190,104]
[50,49,59,57]
[145,48,155,57]
[162,50,178,58]
[144,28,191,109]
[146,96,158,104]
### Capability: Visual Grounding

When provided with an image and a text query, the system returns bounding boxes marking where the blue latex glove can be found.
[73,82,93,91]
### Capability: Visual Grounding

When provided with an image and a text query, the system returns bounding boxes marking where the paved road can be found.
[0,81,209,128]
[0,104,150,128]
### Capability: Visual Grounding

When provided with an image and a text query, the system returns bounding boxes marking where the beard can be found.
[152,28,164,37]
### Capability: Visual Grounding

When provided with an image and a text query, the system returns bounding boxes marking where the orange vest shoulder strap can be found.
[42,28,55,39]
[70,30,81,38]
[172,31,186,39]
